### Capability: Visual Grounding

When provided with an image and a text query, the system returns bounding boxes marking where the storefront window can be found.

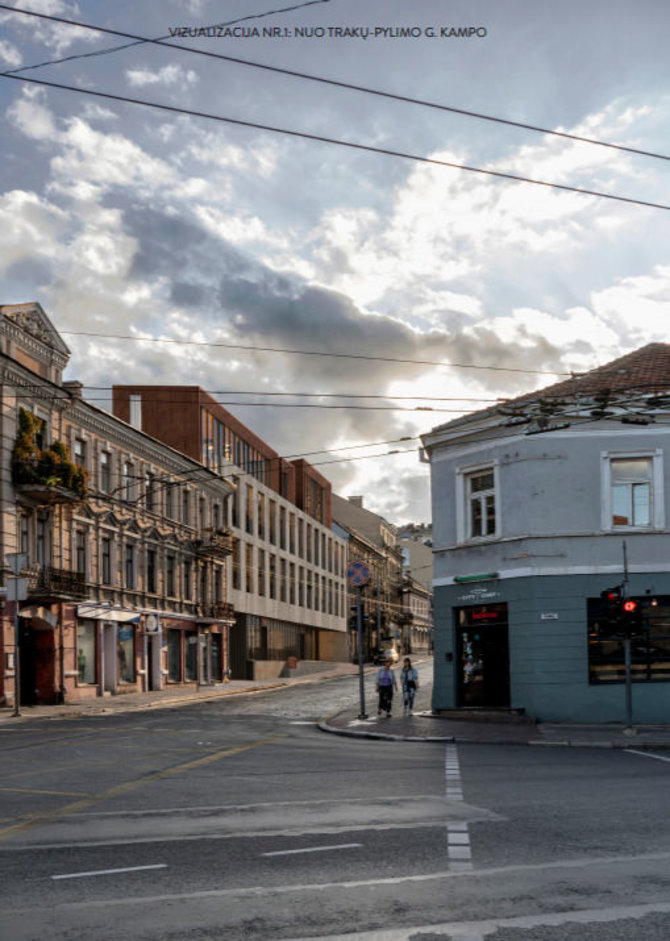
[77,621,96,684]
[588,596,670,683]
[185,632,198,681]
[167,629,181,682]
[117,625,135,684]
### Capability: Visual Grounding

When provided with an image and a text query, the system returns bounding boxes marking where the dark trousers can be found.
[378,685,393,714]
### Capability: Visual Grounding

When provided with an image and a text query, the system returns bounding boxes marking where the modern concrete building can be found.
[422,344,670,723]
[112,386,349,678]
[0,303,236,708]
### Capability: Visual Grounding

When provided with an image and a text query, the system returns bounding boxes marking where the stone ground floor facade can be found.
[432,572,670,723]
[1,600,233,707]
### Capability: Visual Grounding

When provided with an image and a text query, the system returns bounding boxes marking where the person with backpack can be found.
[400,657,419,715]
[375,658,397,717]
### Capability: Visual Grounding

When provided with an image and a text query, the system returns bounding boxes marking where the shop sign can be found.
[457,586,502,603]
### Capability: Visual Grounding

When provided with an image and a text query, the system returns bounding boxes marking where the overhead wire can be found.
[2,72,667,211]
[1,4,667,163]
[62,331,573,376]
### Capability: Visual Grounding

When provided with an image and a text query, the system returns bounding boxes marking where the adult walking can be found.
[400,657,419,715]
[375,658,397,717]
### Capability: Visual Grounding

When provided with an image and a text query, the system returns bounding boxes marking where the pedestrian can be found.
[400,657,419,715]
[375,658,397,718]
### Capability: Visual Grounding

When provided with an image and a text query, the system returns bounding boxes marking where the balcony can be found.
[194,529,234,559]
[198,601,236,621]
[24,565,87,600]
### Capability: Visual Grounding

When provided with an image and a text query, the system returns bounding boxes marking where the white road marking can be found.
[445,744,473,872]
[51,863,167,881]
[262,842,362,857]
[55,853,670,908]
[625,748,670,763]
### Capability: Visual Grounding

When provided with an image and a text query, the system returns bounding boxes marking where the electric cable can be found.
[1,3,667,163]
[2,73,666,211]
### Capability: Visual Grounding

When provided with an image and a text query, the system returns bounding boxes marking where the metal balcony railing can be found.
[194,529,234,558]
[25,565,87,599]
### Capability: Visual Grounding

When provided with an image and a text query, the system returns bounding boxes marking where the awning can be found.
[77,604,141,623]
[18,605,57,628]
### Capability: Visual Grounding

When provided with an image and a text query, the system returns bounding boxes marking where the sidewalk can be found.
[3,667,670,750]
[318,681,670,750]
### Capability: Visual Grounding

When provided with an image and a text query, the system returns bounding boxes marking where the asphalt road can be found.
[2,663,670,940]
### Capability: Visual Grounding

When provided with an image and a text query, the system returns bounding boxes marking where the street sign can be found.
[6,578,27,601]
[346,560,370,587]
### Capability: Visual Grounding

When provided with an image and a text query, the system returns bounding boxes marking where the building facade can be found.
[332,494,405,661]
[1,303,236,708]
[112,386,348,678]
[422,344,670,723]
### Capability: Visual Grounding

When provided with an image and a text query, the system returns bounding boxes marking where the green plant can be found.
[11,408,88,497]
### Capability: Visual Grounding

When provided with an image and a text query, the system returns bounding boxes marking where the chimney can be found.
[348,495,364,508]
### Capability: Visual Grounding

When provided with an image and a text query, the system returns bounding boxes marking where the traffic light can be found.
[620,598,643,635]
[599,587,622,633]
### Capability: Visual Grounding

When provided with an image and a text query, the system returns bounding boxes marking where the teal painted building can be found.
[422,344,670,723]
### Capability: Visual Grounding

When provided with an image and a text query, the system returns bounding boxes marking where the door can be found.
[456,604,510,707]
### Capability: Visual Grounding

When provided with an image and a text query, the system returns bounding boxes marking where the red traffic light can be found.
[622,600,638,613]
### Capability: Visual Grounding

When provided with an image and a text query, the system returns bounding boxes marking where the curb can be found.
[317,719,670,750]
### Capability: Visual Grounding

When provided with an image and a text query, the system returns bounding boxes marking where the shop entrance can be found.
[456,603,510,707]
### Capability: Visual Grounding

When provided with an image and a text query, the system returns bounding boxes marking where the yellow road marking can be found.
[0,735,285,842]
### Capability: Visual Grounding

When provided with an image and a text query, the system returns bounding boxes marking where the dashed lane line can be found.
[262,843,363,857]
[52,864,167,881]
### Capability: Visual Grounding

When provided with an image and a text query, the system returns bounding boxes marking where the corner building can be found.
[422,344,670,723]
[112,386,348,678]
[0,304,235,708]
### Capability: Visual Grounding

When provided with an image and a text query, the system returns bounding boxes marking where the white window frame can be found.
[601,449,664,531]
[456,460,501,543]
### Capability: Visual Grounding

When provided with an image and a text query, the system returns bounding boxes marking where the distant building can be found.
[113,386,348,678]
[422,344,670,723]
[332,494,404,660]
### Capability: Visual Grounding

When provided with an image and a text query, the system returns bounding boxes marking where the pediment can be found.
[1,302,71,358]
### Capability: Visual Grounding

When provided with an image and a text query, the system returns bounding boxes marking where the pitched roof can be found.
[512,342,670,404]
[425,343,670,441]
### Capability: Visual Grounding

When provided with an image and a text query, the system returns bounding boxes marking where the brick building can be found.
[112,386,348,678]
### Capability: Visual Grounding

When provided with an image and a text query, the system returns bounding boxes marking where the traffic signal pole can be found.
[356,586,367,719]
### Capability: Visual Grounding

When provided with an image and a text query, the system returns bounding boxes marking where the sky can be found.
[1,0,668,524]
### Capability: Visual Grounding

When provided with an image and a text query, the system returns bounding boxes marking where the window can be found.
[74,438,86,468]
[245,543,254,593]
[246,484,254,534]
[182,489,190,526]
[101,536,112,584]
[457,465,498,541]
[232,538,241,590]
[588,595,670,683]
[125,543,136,589]
[258,549,265,596]
[269,500,276,544]
[75,530,86,576]
[183,559,192,600]
[258,491,265,540]
[166,554,176,597]
[146,548,157,593]
[100,451,111,493]
[122,461,134,502]
[610,458,651,527]
[144,472,156,512]
[77,621,96,684]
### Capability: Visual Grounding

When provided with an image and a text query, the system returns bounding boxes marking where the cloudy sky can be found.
[1,0,668,523]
